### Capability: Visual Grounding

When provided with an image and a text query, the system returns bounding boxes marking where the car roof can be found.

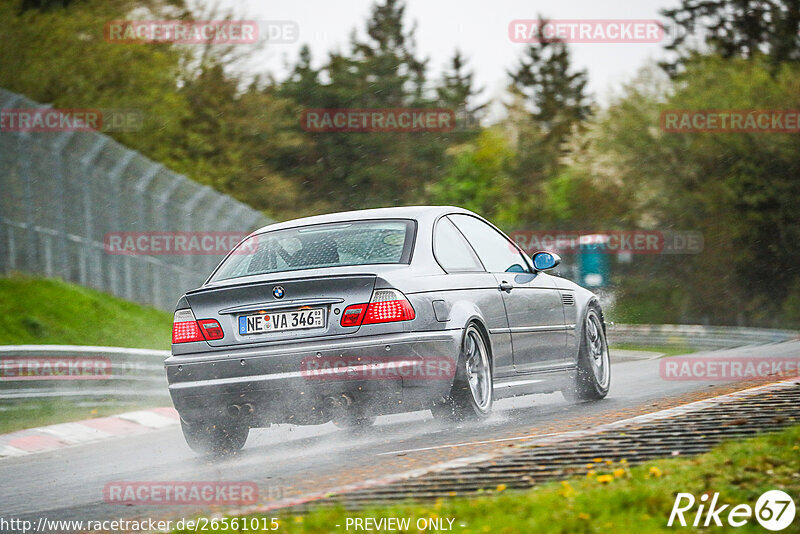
[250,205,476,235]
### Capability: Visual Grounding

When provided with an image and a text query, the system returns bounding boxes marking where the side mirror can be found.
[532,251,561,271]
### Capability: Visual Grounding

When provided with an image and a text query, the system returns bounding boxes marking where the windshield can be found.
[209,219,415,282]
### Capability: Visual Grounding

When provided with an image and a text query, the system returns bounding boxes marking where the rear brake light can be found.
[172,309,203,343]
[363,289,415,324]
[198,319,224,340]
[339,290,415,327]
[172,309,225,343]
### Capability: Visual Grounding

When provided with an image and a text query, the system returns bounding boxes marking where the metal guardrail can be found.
[1,325,798,402]
[0,88,272,311]
[0,345,169,402]
[607,324,800,351]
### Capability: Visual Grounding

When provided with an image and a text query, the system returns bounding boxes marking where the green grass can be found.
[0,274,172,349]
[174,425,800,533]
[611,344,697,357]
[0,274,173,433]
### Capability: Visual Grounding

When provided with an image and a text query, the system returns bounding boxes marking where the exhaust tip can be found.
[242,403,254,415]
[227,404,241,417]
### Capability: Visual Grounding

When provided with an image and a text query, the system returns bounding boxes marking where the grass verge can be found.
[174,424,800,533]
[0,274,172,349]
[0,274,173,433]
[611,343,696,357]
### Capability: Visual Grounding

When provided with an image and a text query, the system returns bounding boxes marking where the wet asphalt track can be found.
[1,342,798,529]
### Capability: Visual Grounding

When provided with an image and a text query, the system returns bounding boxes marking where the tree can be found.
[507,26,592,155]
[270,0,453,211]
[505,20,592,225]
[590,58,800,326]
[661,0,800,75]
[428,128,517,226]
[437,50,486,133]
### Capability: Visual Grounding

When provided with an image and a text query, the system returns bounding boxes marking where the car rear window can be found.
[209,219,415,282]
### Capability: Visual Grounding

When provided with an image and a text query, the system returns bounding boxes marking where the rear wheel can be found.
[562,305,610,402]
[180,420,248,455]
[432,324,493,422]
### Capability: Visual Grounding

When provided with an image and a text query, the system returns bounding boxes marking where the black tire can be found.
[180,420,248,455]
[431,323,493,422]
[562,304,611,402]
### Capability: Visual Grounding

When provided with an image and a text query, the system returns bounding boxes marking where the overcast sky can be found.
[223,0,682,110]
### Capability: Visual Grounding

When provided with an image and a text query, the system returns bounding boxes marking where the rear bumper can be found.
[165,329,462,424]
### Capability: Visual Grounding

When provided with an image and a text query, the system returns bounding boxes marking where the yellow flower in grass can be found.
[648,466,663,478]
[613,468,626,478]
[578,513,590,520]
[593,458,603,463]
[605,460,613,466]
[620,459,628,465]
[559,481,576,498]
[496,484,507,492]
[585,464,595,469]
[596,474,614,484]
[586,470,596,477]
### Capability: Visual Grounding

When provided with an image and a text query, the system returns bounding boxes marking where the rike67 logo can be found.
[669,490,796,531]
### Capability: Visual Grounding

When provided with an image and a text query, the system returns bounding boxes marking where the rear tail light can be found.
[172,309,225,343]
[198,319,224,340]
[340,289,415,327]
[340,303,368,327]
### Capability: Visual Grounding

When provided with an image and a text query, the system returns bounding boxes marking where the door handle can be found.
[499,281,513,293]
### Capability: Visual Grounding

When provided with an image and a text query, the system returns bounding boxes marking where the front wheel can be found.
[562,305,610,402]
[432,324,493,422]
[180,420,248,455]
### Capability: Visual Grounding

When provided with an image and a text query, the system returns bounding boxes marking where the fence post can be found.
[78,137,109,287]
[106,150,135,295]
[133,163,162,307]
[51,132,75,281]
[0,94,25,276]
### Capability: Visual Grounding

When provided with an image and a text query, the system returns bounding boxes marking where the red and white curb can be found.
[0,407,178,459]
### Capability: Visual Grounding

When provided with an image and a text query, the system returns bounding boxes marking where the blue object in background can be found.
[578,235,610,288]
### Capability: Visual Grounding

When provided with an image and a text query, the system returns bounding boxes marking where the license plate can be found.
[238,308,325,335]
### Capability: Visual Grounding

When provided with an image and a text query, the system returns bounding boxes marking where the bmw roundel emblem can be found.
[272,286,285,299]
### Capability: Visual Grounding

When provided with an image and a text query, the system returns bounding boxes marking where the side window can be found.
[433,217,484,272]
[449,214,529,273]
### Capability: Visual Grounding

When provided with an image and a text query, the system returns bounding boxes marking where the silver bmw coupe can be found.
[166,206,610,453]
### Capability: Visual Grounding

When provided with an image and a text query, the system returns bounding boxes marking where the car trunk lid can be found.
[185,274,377,347]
